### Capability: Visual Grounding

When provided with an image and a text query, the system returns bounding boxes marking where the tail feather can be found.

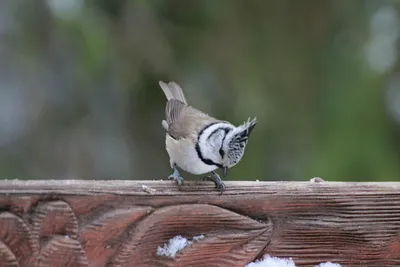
[159,81,188,105]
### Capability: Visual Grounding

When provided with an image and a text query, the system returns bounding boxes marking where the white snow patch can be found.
[157,236,192,258]
[193,234,205,241]
[310,177,325,183]
[245,255,296,267]
[157,234,205,258]
[245,255,342,267]
[141,184,156,194]
[315,263,342,267]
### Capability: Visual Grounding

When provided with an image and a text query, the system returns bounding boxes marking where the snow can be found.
[156,234,205,258]
[310,177,325,183]
[245,255,296,267]
[141,184,156,194]
[315,263,342,267]
[245,255,342,267]
[192,234,205,241]
[157,236,342,267]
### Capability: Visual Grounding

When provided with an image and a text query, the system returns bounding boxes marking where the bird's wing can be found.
[160,80,217,139]
[165,99,187,126]
[166,102,217,140]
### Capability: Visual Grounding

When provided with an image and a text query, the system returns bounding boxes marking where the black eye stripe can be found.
[219,148,225,157]
[218,127,231,159]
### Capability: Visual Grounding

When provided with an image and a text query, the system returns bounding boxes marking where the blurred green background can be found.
[0,0,399,182]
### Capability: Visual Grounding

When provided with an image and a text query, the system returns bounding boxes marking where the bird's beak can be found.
[223,166,228,177]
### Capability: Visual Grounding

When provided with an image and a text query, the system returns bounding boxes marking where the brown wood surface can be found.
[0,180,399,267]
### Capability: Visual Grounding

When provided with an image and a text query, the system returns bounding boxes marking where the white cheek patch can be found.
[198,122,234,163]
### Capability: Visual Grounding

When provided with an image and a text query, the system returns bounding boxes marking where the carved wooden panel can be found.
[0,180,399,267]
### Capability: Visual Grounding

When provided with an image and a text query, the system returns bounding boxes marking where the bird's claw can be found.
[203,173,226,194]
[168,170,183,186]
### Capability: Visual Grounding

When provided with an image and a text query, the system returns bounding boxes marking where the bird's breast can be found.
[165,135,218,175]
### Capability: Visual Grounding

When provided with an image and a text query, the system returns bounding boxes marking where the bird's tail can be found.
[159,81,188,105]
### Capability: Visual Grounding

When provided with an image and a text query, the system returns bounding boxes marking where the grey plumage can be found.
[159,81,217,140]
[159,81,187,104]
[160,81,187,133]
[159,80,257,192]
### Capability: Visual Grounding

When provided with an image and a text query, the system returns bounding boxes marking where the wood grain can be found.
[0,180,399,267]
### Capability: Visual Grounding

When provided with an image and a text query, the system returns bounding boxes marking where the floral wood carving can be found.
[0,180,399,267]
[0,198,271,267]
[109,204,272,267]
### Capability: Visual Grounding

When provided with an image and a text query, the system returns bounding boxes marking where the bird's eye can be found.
[219,148,225,158]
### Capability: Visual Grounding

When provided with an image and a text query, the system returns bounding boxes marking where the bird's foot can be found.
[203,171,226,193]
[168,168,183,186]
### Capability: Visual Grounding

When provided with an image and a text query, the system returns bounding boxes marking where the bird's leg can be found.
[168,163,183,186]
[203,171,226,193]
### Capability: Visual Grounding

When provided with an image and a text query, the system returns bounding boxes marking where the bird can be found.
[159,81,257,192]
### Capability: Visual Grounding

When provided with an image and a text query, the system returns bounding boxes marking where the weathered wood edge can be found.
[0,180,399,194]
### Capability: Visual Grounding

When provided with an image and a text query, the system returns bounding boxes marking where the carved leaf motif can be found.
[171,230,270,267]
[109,204,273,267]
[79,206,154,266]
[32,200,79,246]
[67,195,118,217]
[36,235,89,267]
[9,196,39,214]
[29,201,87,267]
[0,212,35,266]
[0,242,20,267]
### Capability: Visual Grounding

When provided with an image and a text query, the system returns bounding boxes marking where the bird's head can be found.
[220,118,257,176]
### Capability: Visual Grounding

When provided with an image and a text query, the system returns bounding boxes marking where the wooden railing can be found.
[0,180,399,267]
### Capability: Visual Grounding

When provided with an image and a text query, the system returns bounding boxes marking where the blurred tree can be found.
[0,0,399,182]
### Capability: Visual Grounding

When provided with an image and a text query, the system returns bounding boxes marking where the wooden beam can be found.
[0,180,399,267]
